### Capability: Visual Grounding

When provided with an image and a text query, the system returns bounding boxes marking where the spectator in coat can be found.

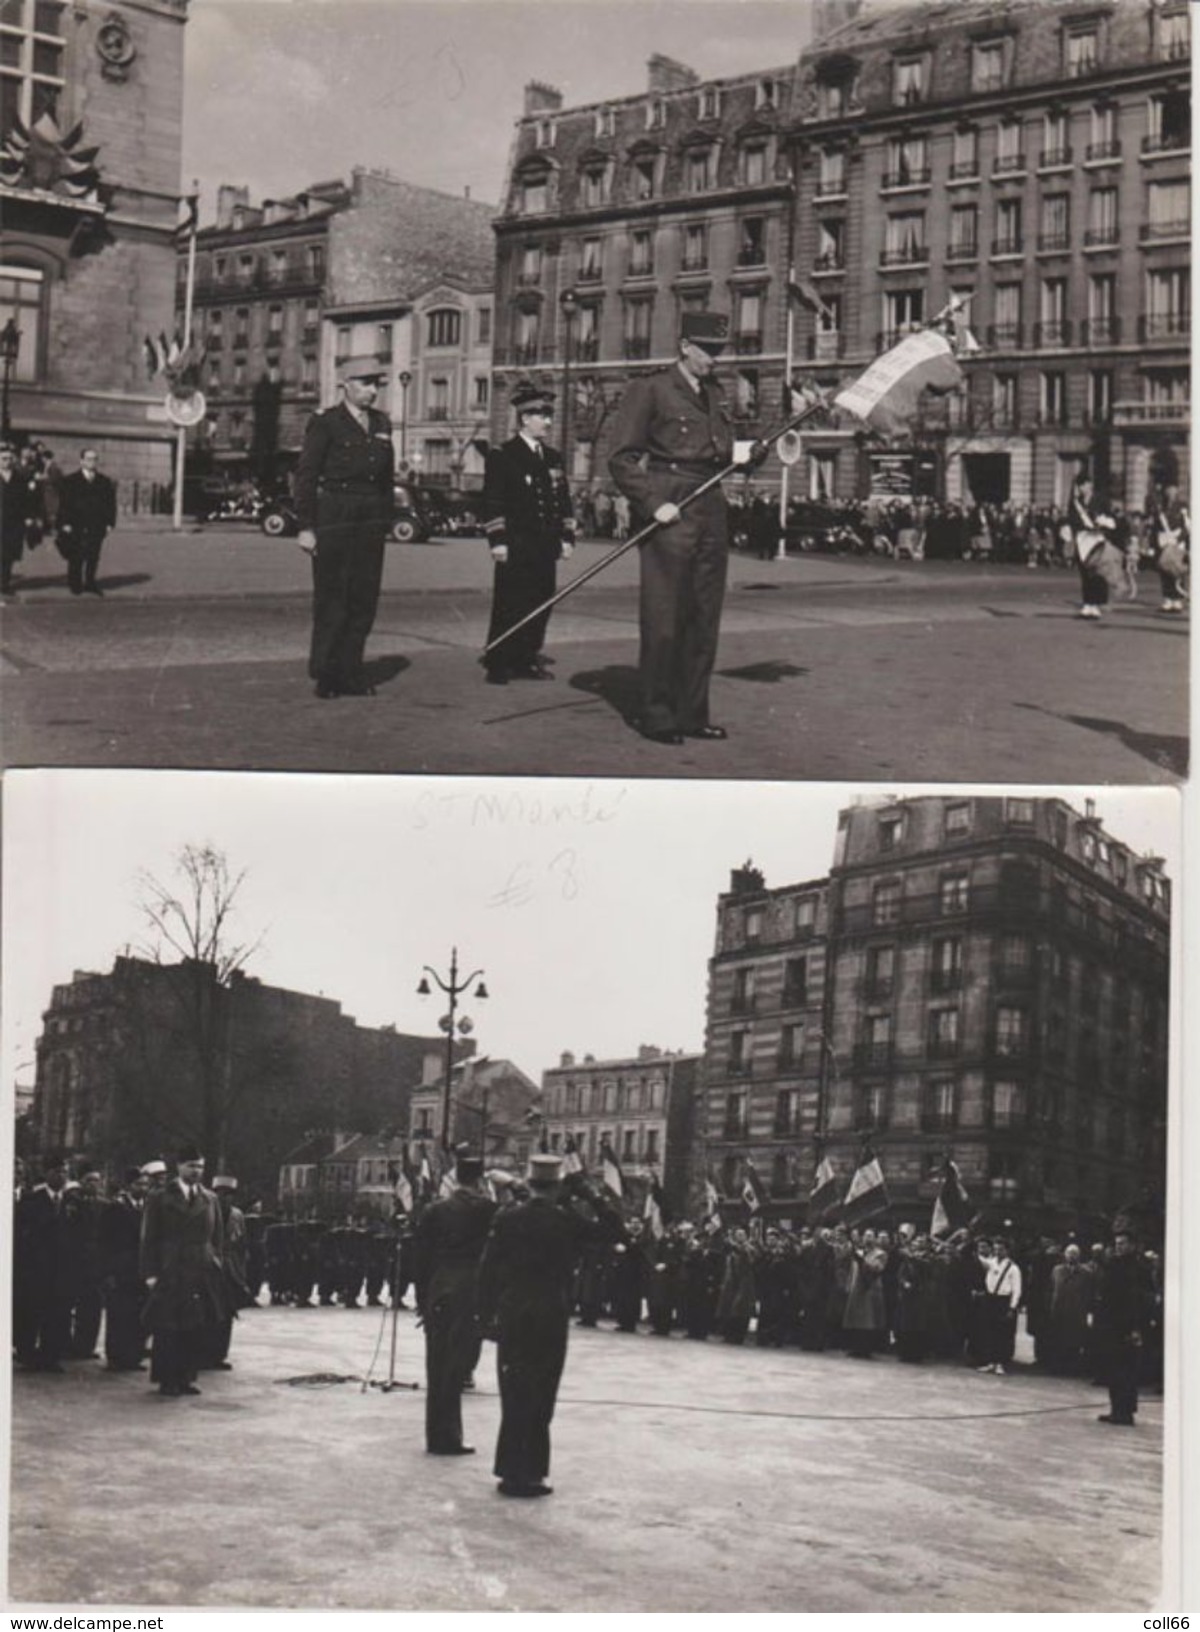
[843,1233,888,1358]
[55,448,118,596]
[13,1154,77,1371]
[101,1167,149,1371]
[715,1227,756,1344]
[1093,1230,1154,1427]
[976,1237,1022,1375]
[1047,1243,1093,1375]
[139,1144,228,1397]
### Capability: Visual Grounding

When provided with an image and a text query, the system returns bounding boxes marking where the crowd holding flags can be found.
[931,1157,972,1240]
[808,1146,841,1222]
[644,1169,666,1240]
[839,1145,891,1229]
[600,1137,625,1199]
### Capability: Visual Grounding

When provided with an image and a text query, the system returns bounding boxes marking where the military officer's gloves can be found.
[654,502,682,526]
[490,544,509,563]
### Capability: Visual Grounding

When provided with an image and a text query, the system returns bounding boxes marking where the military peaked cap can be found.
[680,311,730,353]
[510,380,555,416]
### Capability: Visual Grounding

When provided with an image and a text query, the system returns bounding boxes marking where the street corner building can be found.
[703,795,1170,1241]
[1,0,189,493]
[489,0,1189,509]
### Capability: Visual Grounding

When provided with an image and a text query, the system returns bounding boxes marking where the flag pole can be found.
[482,393,828,661]
[172,183,199,535]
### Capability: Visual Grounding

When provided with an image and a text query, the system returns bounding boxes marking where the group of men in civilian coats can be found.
[13,1148,246,1396]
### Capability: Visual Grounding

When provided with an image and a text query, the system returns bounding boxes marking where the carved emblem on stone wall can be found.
[97,12,137,82]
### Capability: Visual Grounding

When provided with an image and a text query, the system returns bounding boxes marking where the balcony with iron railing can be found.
[991,236,1024,257]
[737,246,768,269]
[930,967,963,994]
[946,240,979,263]
[725,1057,752,1078]
[680,256,709,274]
[852,1041,893,1071]
[1140,218,1191,241]
[876,324,925,350]
[624,336,652,360]
[427,406,450,422]
[577,265,603,285]
[986,322,1024,348]
[881,167,931,189]
[814,179,848,200]
[1142,132,1191,155]
[992,153,1026,176]
[880,245,930,267]
[949,161,980,181]
[733,332,763,355]
[927,1036,962,1062]
[1112,398,1190,426]
[807,332,844,360]
[1085,140,1122,162]
[1084,226,1120,248]
[1038,146,1073,169]
[1034,319,1072,346]
[1036,232,1071,254]
[813,251,845,273]
[517,270,543,287]
[1139,313,1189,341]
[574,336,599,363]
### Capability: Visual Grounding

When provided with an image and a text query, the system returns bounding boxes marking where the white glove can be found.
[297,529,317,557]
[560,540,574,560]
[654,502,681,525]
[731,444,752,467]
[490,544,509,563]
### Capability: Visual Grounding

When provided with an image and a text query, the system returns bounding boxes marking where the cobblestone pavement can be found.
[7,1301,1165,1612]
[1,531,1188,781]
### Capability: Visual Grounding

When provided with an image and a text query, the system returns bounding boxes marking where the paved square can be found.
[7,1303,1163,1612]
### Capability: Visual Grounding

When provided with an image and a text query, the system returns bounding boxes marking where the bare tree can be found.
[129,844,266,1170]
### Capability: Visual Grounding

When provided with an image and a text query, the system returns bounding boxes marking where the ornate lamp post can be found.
[1,318,21,440]
[397,369,412,468]
[558,287,579,480]
[416,947,488,1151]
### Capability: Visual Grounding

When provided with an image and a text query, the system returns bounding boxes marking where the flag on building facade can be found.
[600,1138,624,1199]
[808,1151,841,1221]
[834,328,964,439]
[390,1159,414,1215]
[931,1157,971,1239]
[842,1147,889,1226]
[174,190,199,247]
[741,1159,767,1214]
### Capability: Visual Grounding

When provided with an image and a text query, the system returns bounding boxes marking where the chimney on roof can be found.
[560,1051,575,1067]
[524,80,563,115]
[216,184,250,229]
[647,54,699,93]
[729,861,766,896]
[637,1045,662,1061]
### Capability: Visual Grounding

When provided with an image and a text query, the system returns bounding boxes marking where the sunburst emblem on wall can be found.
[0,110,106,203]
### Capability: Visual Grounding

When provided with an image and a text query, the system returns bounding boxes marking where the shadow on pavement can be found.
[1015,702,1188,779]
[363,654,411,689]
[717,658,809,684]
[568,663,641,727]
[6,571,153,594]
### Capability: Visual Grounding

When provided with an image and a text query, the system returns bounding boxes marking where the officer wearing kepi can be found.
[294,355,396,698]
[608,311,745,745]
[481,381,576,684]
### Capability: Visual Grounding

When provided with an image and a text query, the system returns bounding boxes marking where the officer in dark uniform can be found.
[294,354,396,698]
[482,381,576,684]
[413,1155,497,1455]
[100,1167,149,1370]
[608,311,745,744]
[477,1157,622,1497]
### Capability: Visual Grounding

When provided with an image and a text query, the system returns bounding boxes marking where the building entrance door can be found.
[962,452,1010,504]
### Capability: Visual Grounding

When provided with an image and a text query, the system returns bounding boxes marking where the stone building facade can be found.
[539,1046,701,1216]
[29,955,448,1204]
[791,0,1190,506]
[493,0,1189,505]
[705,796,1170,1236]
[406,1053,539,1172]
[1,0,189,495]
[182,167,495,484]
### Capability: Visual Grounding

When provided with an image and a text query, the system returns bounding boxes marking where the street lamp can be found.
[397,369,412,469]
[1,317,20,441]
[558,287,579,481]
[416,947,488,1151]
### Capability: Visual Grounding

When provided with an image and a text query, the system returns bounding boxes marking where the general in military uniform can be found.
[294,355,396,698]
[608,311,743,744]
[413,1155,497,1455]
[477,1156,621,1497]
[482,382,576,684]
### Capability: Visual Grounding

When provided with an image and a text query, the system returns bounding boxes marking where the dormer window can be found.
[698,85,721,120]
[971,39,1007,94]
[1064,24,1099,78]
[581,162,611,207]
[686,145,717,192]
[535,117,555,149]
[594,106,615,138]
[893,56,927,106]
[1158,9,1189,61]
[520,171,548,214]
[742,142,768,186]
[755,78,778,110]
[645,98,665,130]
